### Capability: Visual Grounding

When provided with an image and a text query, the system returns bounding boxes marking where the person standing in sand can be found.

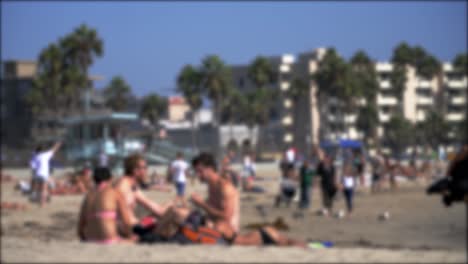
[32,141,62,207]
[114,154,172,226]
[316,153,337,216]
[340,163,357,217]
[170,152,190,207]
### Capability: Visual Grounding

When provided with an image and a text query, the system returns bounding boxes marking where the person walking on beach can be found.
[299,159,315,210]
[341,163,357,217]
[170,152,190,206]
[28,148,39,197]
[371,151,385,193]
[317,153,337,216]
[353,150,365,187]
[32,141,62,207]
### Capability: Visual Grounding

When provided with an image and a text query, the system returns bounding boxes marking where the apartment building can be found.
[1,60,109,148]
[229,48,467,153]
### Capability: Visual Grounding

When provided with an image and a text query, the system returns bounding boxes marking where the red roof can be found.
[169,96,186,105]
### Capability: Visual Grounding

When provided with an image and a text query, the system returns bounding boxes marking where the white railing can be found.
[379,113,391,122]
[416,97,433,105]
[447,79,467,89]
[377,95,397,105]
[446,113,464,121]
[379,80,391,89]
[451,96,466,105]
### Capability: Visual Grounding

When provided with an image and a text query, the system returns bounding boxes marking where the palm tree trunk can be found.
[229,119,234,142]
[191,114,198,152]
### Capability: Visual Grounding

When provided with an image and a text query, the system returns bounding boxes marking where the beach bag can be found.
[179,225,225,245]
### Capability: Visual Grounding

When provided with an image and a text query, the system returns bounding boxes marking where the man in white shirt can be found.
[286,147,296,165]
[171,152,190,206]
[33,141,62,207]
[99,149,109,168]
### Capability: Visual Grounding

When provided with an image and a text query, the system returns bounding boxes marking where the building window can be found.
[446,72,464,81]
[238,78,244,88]
[416,89,432,97]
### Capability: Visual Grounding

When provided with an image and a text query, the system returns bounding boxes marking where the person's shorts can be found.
[33,176,47,185]
[356,164,363,174]
[372,173,381,182]
[282,188,296,199]
[175,182,186,196]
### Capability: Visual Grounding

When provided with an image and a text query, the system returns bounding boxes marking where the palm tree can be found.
[390,42,414,115]
[26,44,64,116]
[417,110,450,151]
[139,94,167,127]
[247,56,276,89]
[221,88,246,142]
[60,24,103,74]
[452,53,468,143]
[286,78,309,147]
[240,90,259,147]
[356,103,379,147]
[177,64,203,151]
[250,87,278,154]
[350,50,380,147]
[385,114,414,157]
[103,76,132,112]
[247,56,277,154]
[200,55,232,126]
[60,24,103,111]
[313,48,356,140]
[453,53,467,74]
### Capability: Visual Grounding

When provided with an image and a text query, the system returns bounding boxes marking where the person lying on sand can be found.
[1,202,28,210]
[78,167,137,244]
[140,170,172,192]
[139,202,305,247]
[49,167,94,195]
[1,173,15,183]
[114,154,172,226]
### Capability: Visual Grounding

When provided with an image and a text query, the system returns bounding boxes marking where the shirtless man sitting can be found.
[190,152,241,234]
[114,154,172,227]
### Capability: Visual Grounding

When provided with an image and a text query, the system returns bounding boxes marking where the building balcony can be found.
[283,133,293,143]
[379,113,391,122]
[379,80,391,89]
[446,79,467,89]
[280,64,291,73]
[446,113,465,122]
[282,115,293,126]
[344,114,357,124]
[418,80,432,88]
[451,96,466,105]
[328,115,337,122]
[377,95,397,105]
[280,81,290,91]
[416,111,426,122]
[281,54,295,64]
[416,97,434,105]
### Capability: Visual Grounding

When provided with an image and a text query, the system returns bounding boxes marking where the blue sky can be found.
[2,1,466,97]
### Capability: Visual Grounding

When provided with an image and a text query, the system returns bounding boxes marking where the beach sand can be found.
[1,165,466,263]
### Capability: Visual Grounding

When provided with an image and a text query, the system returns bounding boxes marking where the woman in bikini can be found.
[77,167,136,244]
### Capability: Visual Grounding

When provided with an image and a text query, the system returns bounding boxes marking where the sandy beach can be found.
[1,164,466,263]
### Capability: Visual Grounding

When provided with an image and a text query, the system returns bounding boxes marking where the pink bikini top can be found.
[88,182,117,220]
